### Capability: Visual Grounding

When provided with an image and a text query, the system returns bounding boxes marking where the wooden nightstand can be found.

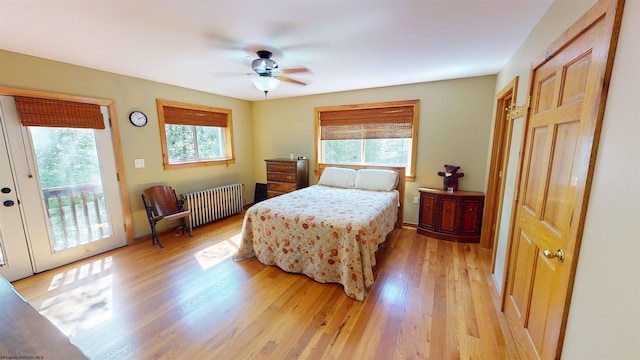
[265,158,309,198]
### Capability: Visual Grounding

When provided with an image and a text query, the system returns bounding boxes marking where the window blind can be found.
[162,106,228,127]
[320,105,414,140]
[14,97,105,129]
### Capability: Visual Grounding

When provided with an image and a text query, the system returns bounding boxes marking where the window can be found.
[315,100,419,180]
[157,99,234,169]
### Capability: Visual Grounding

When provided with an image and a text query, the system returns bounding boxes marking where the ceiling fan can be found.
[250,50,310,96]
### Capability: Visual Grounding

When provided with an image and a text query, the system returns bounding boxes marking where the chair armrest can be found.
[164,210,191,221]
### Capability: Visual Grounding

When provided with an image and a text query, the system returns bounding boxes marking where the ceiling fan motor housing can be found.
[252,50,279,75]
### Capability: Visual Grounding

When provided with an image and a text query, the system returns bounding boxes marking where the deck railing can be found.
[43,183,110,251]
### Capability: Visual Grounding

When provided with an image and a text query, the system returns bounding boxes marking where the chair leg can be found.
[150,221,163,248]
[183,218,193,237]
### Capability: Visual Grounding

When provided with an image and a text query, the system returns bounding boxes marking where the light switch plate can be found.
[413,196,419,204]
[134,158,145,168]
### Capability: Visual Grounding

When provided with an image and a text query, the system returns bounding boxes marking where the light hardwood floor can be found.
[13,214,519,359]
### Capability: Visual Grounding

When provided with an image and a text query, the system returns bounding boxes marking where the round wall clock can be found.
[129,111,148,127]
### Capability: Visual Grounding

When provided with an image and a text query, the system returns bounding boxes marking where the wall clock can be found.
[129,111,148,127]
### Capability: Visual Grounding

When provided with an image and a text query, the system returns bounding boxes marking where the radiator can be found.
[182,183,244,228]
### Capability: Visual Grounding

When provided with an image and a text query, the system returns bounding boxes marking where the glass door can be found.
[0,96,125,273]
[31,126,114,251]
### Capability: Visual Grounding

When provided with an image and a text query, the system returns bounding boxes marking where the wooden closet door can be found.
[503,0,624,358]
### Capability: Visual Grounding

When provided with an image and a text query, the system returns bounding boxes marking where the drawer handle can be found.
[425,204,430,209]
[446,206,451,212]
[469,209,474,215]
[287,176,293,180]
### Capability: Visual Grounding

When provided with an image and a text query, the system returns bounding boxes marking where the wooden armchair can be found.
[141,185,193,248]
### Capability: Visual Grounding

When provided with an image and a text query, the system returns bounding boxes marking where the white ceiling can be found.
[0,0,554,102]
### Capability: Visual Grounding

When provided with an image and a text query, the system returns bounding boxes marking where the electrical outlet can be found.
[413,196,419,205]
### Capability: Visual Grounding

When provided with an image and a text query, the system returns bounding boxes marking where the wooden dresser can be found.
[417,188,485,243]
[265,158,309,198]
[0,275,87,359]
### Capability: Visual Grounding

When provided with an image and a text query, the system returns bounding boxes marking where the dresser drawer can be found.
[266,162,296,173]
[267,190,285,198]
[267,172,296,183]
[267,182,297,192]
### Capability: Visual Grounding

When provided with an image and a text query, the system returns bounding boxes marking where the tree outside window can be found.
[165,124,225,162]
[157,99,234,169]
[315,100,419,180]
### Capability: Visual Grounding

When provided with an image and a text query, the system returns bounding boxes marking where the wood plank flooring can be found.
[12,214,519,359]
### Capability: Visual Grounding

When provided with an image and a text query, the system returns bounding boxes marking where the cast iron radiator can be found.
[181,183,244,228]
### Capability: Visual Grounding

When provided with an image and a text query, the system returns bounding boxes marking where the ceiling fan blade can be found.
[281,67,310,74]
[277,75,307,86]
[209,71,250,77]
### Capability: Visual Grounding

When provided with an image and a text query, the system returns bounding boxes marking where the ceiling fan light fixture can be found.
[252,76,280,96]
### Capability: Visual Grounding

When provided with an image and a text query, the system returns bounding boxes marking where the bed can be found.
[233,164,405,301]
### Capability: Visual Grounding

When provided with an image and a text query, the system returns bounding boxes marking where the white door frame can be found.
[0,108,34,281]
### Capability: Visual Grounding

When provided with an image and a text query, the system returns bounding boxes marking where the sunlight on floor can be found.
[29,230,245,339]
[39,256,114,337]
[48,256,112,291]
[379,278,407,306]
[194,232,241,270]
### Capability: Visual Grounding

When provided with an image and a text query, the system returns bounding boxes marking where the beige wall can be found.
[252,76,497,224]
[0,49,496,234]
[0,50,255,237]
[493,0,639,358]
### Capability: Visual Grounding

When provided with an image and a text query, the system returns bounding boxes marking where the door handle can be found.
[543,248,565,261]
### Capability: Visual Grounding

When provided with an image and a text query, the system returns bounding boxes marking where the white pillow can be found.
[318,167,357,188]
[355,169,399,191]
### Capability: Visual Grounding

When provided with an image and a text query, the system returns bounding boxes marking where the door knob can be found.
[3,200,15,207]
[543,248,565,261]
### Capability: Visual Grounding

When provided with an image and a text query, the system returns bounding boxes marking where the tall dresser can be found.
[265,158,309,198]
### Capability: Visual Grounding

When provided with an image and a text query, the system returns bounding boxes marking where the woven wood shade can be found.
[320,105,414,140]
[15,97,104,129]
[163,106,228,127]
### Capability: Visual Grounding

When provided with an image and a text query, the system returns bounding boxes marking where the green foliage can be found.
[323,138,411,167]
[166,124,196,161]
[196,126,224,159]
[166,124,224,162]
[31,127,101,188]
[323,139,361,163]
[365,139,411,165]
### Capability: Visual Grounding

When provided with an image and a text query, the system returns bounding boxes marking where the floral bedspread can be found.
[233,185,399,301]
